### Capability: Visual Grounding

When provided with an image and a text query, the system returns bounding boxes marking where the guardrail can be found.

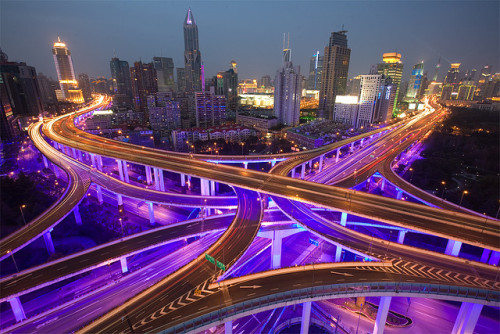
[162,281,500,334]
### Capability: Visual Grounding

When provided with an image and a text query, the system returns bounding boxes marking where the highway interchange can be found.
[1,95,499,333]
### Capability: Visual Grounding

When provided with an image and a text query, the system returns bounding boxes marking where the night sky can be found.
[1,1,498,82]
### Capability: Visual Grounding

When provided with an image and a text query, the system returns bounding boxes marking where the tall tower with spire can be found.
[183,8,202,92]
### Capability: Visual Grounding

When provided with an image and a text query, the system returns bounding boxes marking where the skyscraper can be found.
[176,67,186,93]
[377,52,403,114]
[110,57,134,107]
[356,74,394,128]
[130,61,157,113]
[195,92,226,128]
[52,37,84,103]
[475,65,492,100]
[319,31,351,120]
[406,62,424,99]
[216,61,239,111]
[274,40,301,127]
[444,63,461,86]
[78,73,92,101]
[153,57,175,92]
[307,51,323,90]
[183,8,202,92]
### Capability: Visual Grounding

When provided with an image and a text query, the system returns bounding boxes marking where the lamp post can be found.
[440,181,446,199]
[7,250,19,272]
[241,142,245,155]
[459,190,468,206]
[19,205,27,225]
[119,217,124,238]
[409,168,414,183]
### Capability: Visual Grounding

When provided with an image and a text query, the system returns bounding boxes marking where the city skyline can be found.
[1,1,498,82]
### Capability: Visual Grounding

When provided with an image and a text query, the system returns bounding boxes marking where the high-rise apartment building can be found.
[147,92,181,131]
[319,31,351,120]
[130,61,157,113]
[195,92,226,128]
[475,65,492,100]
[176,68,186,93]
[377,52,403,114]
[52,38,84,103]
[274,42,301,127]
[457,80,476,101]
[406,62,424,100]
[307,51,323,90]
[153,57,175,92]
[216,61,239,111]
[444,63,461,86]
[110,57,134,108]
[78,73,92,101]
[183,8,202,92]
[37,72,58,105]
[356,74,394,128]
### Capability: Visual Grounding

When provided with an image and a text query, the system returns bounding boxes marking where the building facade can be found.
[153,57,175,92]
[274,44,301,127]
[130,61,157,113]
[147,92,181,131]
[319,31,351,120]
[406,62,424,100]
[307,51,323,90]
[110,57,134,108]
[52,38,84,103]
[377,52,403,114]
[195,92,226,128]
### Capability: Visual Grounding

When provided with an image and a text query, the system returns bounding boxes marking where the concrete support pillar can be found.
[157,169,165,191]
[77,150,83,161]
[336,148,340,163]
[480,249,491,263]
[91,154,96,168]
[452,302,483,334]
[396,189,403,200]
[243,162,248,169]
[271,160,276,167]
[73,205,82,225]
[71,147,77,159]
[300,301,312,334]
[153,168,160,191]
[360,138,365,146]
[308,160,313,170]
[445,240,462,257]
[373,296,392,334]
[148,202,155,225]
[397,230,406,244]
[122,161,130,183]
[180,173,186,187]
[200,178,210,196]
[301,164,305,179]
[380,179,386,192]
[117,194,124,213]
[52,164,61,178]
[335,245,342,262]
[96,155,103,171]
[340,212,347,226]
[350,142,354,152]
[8,297,26,323]
[291,168,296,178]
[146,166,153,185]
[488,251,500,266]
[43,231,55,255]
[117,160,125,181]
[271,230,283,269]
[96,185,103,204]
[210,180,215,196]
[225,320,233,334]
[42,155,49,168]
[120,257,129,274]
[318,155,324,172]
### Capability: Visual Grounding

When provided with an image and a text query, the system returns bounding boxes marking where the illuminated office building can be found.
[183,8,202,92]
[457,80,476,101]
[52,37,83,103]
[406,62,424,100]
[130,61,157,113]
[216,61,239,111]
[475,65,492,100]
[444,63,461,86]
[195,91,226,128]
[356,74,395,128]
[319,31,351,120]
[307,51,323,90]
[377,52,403,112]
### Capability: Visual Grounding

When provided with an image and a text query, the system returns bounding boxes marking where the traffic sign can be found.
[216,260,226,271]
[309,238,319,247]
[205,253,215,264]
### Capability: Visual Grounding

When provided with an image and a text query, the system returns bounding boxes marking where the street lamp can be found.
[459,190,468,206]
[409,168,414,183]
[7,250,19,272]
[241,142,245,155]
[19,204,27,225]
[119,217,124,237]
[440,181,446,199]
